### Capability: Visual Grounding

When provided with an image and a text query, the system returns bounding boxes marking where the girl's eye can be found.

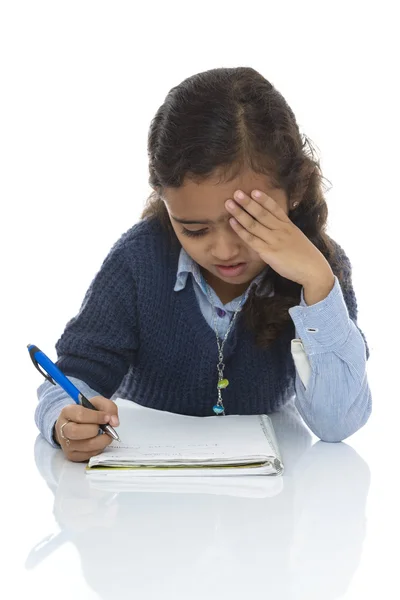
[181,228,208,238]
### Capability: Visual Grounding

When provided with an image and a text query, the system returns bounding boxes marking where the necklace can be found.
[205,283,247,415]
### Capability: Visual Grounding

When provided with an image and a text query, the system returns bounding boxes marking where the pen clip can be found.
[28,345,56,386]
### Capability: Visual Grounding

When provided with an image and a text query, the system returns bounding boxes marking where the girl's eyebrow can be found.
[171,213,228,225]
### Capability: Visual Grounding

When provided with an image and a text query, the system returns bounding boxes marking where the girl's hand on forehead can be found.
[225,189,333,288]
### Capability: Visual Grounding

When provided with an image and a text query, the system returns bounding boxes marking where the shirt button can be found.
[216,308,226,318]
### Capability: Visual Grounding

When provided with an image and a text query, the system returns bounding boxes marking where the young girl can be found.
[35,67,371,462]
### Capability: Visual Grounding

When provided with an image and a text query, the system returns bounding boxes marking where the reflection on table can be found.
[28,399,370,600]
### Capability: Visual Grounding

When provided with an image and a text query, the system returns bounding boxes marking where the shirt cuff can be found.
[288,275,352,356]
[35,377,101,448]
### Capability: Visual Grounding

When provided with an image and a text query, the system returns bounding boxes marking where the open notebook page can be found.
[87,399,283,472]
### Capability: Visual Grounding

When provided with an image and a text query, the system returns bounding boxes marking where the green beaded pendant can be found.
[217,378,229,389]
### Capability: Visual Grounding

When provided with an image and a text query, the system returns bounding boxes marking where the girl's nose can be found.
[211,233,241,262]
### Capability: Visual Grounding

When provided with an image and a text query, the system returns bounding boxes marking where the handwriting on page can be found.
[148,444,219,448]
[112,442,220,450]
[112,452,226,458]
[107,441,226,459]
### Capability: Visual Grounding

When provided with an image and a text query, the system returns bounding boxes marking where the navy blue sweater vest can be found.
[55,218,319,416]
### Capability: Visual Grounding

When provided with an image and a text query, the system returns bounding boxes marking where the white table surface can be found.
[5,361,399,600]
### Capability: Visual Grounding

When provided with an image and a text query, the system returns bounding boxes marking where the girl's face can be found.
[162,170,289,302]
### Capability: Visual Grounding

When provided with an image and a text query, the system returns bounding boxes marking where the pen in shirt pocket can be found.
[27,344,120,442]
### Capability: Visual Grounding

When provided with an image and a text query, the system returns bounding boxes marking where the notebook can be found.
[86,399,284,476]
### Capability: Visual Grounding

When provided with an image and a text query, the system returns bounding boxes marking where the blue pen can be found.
[27,344,120,442]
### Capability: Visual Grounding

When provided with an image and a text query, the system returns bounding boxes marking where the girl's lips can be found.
[215,262,248,277]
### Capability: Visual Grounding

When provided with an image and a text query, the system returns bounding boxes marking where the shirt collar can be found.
[174,247,274,298]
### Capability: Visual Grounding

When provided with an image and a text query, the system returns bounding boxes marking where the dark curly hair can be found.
[141,66,343,349]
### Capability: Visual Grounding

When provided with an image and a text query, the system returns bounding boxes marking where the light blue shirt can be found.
[174,248,273,338]
[36,247,372,446]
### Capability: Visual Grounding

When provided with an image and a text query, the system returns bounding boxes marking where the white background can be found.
[1,1,399,598]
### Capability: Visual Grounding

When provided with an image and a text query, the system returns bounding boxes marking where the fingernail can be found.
[104,414,111,423]
[110,415,119,427]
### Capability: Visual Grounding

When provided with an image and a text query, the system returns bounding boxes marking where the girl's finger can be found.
[66,450,105,463]
[68,432,113,453]
[229,217,270,255]
[249,190,291,222]
[227,201,273,243]
[226,192,286,241]
[61,403,111,425]
[227,190,289,230]
[61,421,101,440]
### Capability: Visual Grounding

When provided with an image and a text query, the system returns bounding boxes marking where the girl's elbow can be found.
[315,401,372,443]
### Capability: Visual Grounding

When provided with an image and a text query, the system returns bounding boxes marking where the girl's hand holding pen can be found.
[27,345,120,460]
[54,396,119,462]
